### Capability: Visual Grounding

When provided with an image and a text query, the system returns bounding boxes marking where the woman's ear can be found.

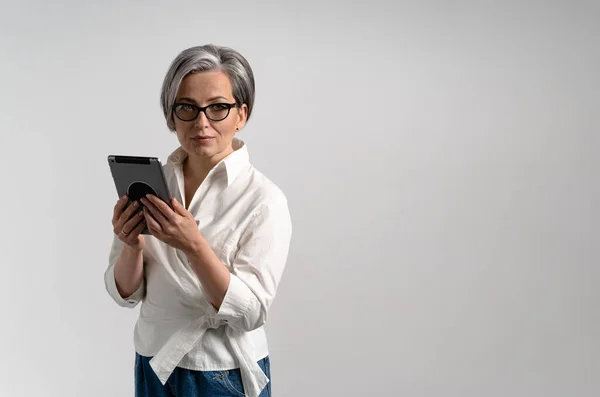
[235,104,248,131]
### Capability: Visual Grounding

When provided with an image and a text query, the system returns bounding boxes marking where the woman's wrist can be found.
[182,231,208,259]
[123,243,144,254]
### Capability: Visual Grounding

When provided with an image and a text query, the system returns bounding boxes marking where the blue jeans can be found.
[135,353,271,397]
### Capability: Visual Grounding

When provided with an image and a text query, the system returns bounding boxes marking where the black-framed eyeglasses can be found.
[172,102,238,122]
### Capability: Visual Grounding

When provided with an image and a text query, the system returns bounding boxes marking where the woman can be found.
[104,44,292,397]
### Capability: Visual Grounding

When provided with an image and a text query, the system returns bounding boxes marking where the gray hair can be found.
[160,44,256,131]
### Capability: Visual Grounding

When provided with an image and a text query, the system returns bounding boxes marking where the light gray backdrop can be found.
[1,1,598,396]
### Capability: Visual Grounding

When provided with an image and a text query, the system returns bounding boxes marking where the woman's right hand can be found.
[112,195,146,249]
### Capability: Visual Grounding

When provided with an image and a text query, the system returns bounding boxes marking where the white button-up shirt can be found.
[104,138,292,397]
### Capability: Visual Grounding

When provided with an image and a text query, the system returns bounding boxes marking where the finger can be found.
[129,217,147,237]
[114,202,141,235]
[143,207,162,233]
[112,195,129,224]
[141,196,170,225]
[171,197,188,216]
[123,210,145,234]
[119,200,141,226]
[146,195,175,220]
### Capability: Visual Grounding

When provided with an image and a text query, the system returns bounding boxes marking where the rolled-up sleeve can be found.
[213,196,292,332]
[104,235,145,308]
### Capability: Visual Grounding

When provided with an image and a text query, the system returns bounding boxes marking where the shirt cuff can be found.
[104,264,144,308]
[213,274,253,322]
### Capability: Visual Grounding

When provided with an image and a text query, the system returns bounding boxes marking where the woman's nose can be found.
[194,110,210,127]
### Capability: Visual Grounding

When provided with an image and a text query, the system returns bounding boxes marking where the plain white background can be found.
[1,1,598,396]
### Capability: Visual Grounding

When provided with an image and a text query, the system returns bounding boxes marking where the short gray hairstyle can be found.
[160,44,256,131]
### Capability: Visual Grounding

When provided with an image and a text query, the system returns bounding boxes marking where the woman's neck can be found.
[183,146,234,181]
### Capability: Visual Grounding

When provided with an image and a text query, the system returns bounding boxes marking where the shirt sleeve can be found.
[104,234,145,308]
[212,195,292,332]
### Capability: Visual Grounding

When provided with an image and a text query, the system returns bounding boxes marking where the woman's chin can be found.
[183,142,213,156]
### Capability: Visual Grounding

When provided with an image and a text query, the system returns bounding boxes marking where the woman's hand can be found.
[140,194,201,252]
[112,195,146,250]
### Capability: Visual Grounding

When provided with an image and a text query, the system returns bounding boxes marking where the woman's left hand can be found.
[140,194,200,252]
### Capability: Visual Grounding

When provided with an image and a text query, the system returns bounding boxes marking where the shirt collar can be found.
[166,137,250,186]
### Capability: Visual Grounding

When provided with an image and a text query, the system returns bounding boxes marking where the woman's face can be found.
[173,70,247,166]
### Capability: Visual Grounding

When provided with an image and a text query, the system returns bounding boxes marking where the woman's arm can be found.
[114,244,145,299]
[183,235,231,310]
[104,236,146,308]
[183,198,292,332]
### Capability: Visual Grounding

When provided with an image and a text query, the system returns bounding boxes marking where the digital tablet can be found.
[107,155,173,235]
